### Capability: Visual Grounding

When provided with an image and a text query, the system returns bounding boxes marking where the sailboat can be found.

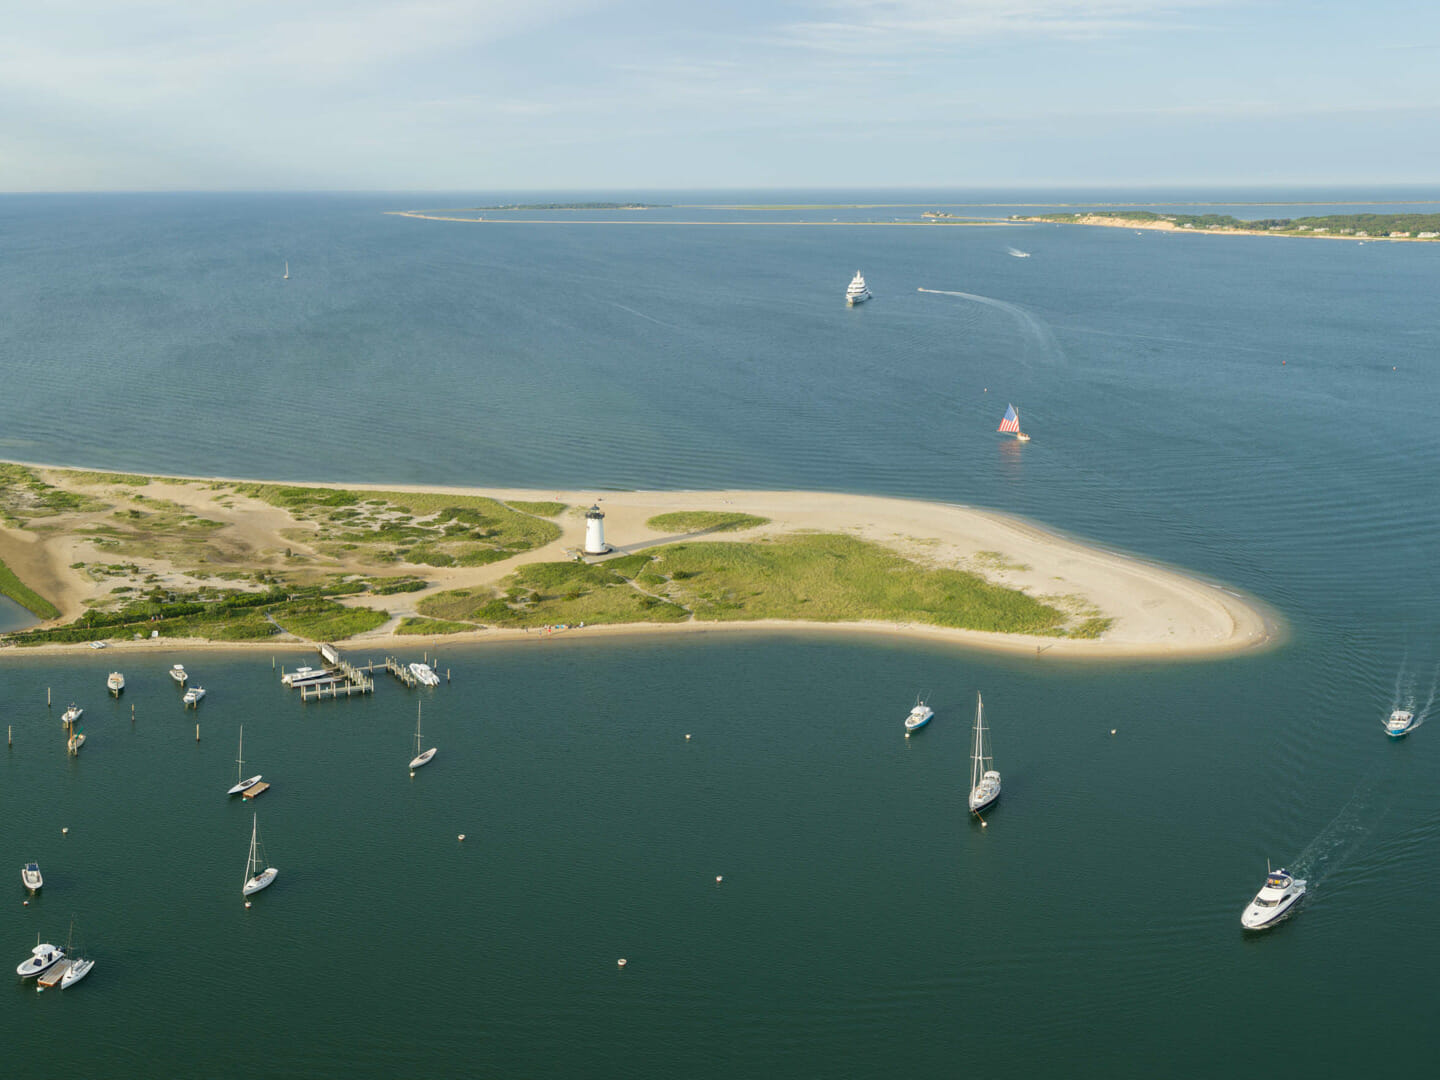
[283,260,290,280]
[967,692,1002,814]
[409,701,437,770]
[998,403,1030,442]
[58,919,94,990]
[242,813,278,896]
[228,725,263,796]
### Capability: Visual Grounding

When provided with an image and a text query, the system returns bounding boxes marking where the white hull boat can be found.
[17,943,64,979]
[60,957,94,989]
[967,692,1002,814]
[107,672,125,695]
[242,813,278,896]
[68,731,86,754]
[281,665,334,687]
[409,662,440,687]
[183,686,206,707]
[228,725,262,795]
[904,696,933,732]
[22,862,43,891]
[409,702,437,770]
[845,270,871,305]
[1241,866,1306,929]
[169,664,187,686]
[60,705,83,726]
[1386,709,1416,737]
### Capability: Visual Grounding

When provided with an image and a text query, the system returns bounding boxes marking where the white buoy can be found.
[904,732,910,738]
[458,834,466,841]
[1110,729,1116,735]
[62,827,69,835]
[410,770,415,778]
[980,820,987,828]
[685,734,691,740]
[245,901,252,908]
[715,875,722,883]
[617,958,627,967]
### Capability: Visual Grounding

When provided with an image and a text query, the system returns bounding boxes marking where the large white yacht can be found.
[1241,866,1307,930]
[1386,709,1417,737]
[845,271,871,306]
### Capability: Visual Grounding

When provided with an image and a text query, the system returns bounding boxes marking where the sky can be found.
[2,0,1438,191]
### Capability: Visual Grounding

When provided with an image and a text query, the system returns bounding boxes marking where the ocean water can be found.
[2,190,1440,1076]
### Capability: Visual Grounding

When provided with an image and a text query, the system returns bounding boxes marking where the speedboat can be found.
[281,665,333,687]
[169,664,188,685]
[60,957,94,989]
[107,671,125,695]
[21,862,43,891]
[845,270,871,306]
[16,943,65,979]
[60,704,83,726]
[183,686,206,707]
[409,662,440,687]
[904,696,933,732]
[1386,709,1416,737]
[1241,866,1307,930]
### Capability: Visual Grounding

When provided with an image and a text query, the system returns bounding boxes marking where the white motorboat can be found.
[904,695,933,732]
[281,665,333,687]
[60,704,83,726]
[967,692,1002,814]
[845,270,871,306]
[228,725,263,796]
[183,686,206,707]
[22,862,43,891]
[16,942,65,979]
[409,662,440,687]
[60,957,94,989]
[169,664,188,685]
[409,701,437,770]
[242,813,278,896]
[1386,709,1417,737]
[1241,866,1307,930]
[107,671,125,695]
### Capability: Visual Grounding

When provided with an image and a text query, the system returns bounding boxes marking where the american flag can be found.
[998,404,1020,433]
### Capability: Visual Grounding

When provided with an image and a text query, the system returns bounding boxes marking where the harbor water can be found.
[2,191,1439,1076]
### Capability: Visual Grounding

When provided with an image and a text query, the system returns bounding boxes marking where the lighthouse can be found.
[584,505,610,556]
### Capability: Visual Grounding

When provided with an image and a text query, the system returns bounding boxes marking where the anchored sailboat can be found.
[242,814,278,896]
[998,403,1030,442]
[967,693,1002,814]
[228,726,263,796]
[409,701,437,771]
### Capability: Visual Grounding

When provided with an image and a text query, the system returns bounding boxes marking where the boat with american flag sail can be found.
[998,403,1030,442]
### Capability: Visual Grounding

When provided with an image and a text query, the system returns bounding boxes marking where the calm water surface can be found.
[2,190,1439,1076]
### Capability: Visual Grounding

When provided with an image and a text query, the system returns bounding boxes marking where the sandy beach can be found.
[1022,213,1434,241]
[0,464,1279,662]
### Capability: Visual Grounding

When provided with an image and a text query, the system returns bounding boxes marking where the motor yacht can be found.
[845,271,871,306]
[904,696,933,732]
[16,942,65,979]
[1386,709,1417,737]
[1241,866,1306,930]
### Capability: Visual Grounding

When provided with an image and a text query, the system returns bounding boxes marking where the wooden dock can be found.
[37,960,72,988]
[241,781,271,799]
[298,659,374,701]
[383,657,419,688]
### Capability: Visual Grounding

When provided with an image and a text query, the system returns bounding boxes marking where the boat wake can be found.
[1006,247,1031,258]
[916,287,1063,364]
[1290,766,1386,890]
[609,302,680,330]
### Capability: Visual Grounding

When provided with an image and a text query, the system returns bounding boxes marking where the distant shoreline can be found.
[385,211,1019,227]
[1020,212,1440,242]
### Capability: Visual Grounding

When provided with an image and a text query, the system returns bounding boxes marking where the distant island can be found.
[464,202,659,211]
[0,463,1274,659]
[1018,210,1440,240]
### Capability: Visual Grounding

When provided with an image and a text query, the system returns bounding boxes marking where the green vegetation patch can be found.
[651,534,1067,632]
[270,599,387,641]
[396,617,475,636]
[504,500,567,517]
[646,511,770,534]
[418,555,688,629]
[0,556,60,619]
[0,463,111,525]
[56,470,153,486]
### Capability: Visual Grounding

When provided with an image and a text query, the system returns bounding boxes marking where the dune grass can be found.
[418,534,1074,636]
[396,616,479,635]
[0,557,59,619]
[504,500,567,517]
[646,511,769,534]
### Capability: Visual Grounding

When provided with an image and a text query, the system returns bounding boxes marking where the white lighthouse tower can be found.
[584,504,610,556]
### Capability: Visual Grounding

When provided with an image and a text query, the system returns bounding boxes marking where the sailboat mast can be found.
[236,725,244,784]
[971,693,984,789]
